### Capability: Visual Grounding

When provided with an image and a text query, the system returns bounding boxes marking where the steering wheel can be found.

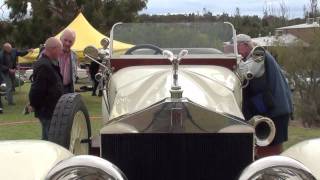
[124,44,163,55]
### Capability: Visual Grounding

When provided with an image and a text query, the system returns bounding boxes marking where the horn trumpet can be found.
[249,115,276,147]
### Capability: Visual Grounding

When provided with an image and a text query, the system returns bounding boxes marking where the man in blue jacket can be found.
[237,34,293,158]
[0,43,33,105]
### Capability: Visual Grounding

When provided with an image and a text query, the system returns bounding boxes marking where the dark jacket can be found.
[0,49,29,73]
[243,52,293,119]
[29,55,63,119]
[0,70,3,83]
[89,59,101,78]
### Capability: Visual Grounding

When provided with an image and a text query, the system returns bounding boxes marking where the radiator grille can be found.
[101,133,253,180]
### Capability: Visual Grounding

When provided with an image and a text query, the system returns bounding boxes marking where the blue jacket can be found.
[0,49,29,73]
[243,52,293,119]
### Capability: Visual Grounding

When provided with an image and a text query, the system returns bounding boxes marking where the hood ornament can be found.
[163,49,188,99]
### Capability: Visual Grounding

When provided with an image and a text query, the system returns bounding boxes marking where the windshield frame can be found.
[110,22,239,60]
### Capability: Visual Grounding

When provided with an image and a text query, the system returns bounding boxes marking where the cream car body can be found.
[281,138,320,179]
[0,140,72,180]
[0,140,127,180]
[103,64,243,124]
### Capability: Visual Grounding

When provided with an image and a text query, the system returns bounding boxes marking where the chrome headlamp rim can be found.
[239,155,316,180]
[46,155,127,180]
[0,83,7,93]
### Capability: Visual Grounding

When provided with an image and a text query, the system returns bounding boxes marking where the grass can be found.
[0,83,320,151]
[0,83,103,140]
[284,124,320,149]
[0,84,35,122]
[0,82,102,122]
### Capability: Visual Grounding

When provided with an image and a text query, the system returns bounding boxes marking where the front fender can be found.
[281,138,320,179]
[0,140,73,180]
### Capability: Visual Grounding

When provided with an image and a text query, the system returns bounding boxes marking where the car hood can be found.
[108,65,243,120]
[0,140,73,180]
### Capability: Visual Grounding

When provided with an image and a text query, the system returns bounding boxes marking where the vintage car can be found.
[1,22,319,180]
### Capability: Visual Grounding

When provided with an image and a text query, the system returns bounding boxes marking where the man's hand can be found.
[24,103,34,114]
[9,68,16,74]
[27,105,33,112]
[28,48,34,53]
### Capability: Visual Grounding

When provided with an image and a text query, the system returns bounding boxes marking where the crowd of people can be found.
[28,29,82,140]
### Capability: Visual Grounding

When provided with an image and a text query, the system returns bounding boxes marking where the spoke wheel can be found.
[49,93,91,155]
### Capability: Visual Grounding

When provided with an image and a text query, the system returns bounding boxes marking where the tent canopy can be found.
[19,13,132,64]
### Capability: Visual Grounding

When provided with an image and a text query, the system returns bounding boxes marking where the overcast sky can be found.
[0,0,312,19]
[141,0,310,18]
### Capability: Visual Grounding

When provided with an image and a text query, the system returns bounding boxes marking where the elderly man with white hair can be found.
[59,29,78,94]
[237,34,293,159]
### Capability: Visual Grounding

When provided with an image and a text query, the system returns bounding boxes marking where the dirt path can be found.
[0,116,102,126]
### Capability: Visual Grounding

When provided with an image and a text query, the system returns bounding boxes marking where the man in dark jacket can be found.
[89,59,101,96]
[237,34,293,158]
[29,37,63,140]
[0,74,4,113]
[0,43,33,104]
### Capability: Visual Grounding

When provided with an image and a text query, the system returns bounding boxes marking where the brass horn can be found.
[249,115,276,146]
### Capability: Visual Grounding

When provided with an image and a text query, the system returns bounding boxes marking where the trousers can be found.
[0,72,14,104]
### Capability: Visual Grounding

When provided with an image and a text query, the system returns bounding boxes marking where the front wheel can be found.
[48,93,91,155]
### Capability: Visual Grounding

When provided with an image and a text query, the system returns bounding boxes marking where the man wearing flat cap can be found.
[237,34,293,158]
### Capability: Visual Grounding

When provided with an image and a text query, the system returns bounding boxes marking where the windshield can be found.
[110,22,236,57]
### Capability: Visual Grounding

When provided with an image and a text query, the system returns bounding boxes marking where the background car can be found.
[24,67,88,82]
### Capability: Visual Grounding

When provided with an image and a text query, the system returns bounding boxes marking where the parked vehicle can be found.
[24,67,88,82]
[1,22,318,180]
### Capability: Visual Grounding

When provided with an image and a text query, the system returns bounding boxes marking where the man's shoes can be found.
[92,92,97,96]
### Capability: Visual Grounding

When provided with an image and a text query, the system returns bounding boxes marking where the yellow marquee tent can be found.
[19,13,132,64]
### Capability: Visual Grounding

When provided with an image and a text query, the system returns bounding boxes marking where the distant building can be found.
[252,34,305,47]
[252,33,308,47]
[276,17,320,43]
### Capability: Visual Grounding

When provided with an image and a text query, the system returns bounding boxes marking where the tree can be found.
[279,0,289,23]
[274,32,320,127]
[235,7,240,17]
[3,0,147,47]
[310,0,319,17]
[304,0,319,18]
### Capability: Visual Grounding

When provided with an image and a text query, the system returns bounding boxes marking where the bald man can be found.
[0,42,33,105]
[59,29,78,93]
[29,37,63,140]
